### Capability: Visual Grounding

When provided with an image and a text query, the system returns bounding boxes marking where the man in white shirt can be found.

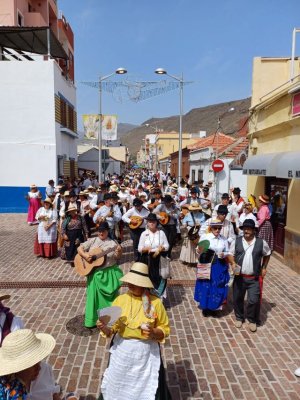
[213,193,237,222]
[93,193,122,240]
[230,219,271,333]
[122,198,149,261]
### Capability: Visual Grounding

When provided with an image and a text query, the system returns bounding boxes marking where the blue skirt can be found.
[194,258,230,310]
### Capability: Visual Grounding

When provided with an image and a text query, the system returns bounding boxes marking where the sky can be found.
[59,0,300,128]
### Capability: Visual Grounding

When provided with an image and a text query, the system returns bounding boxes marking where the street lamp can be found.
[98,67,127,182]
[145,123,161,173]
[155,68,184,183]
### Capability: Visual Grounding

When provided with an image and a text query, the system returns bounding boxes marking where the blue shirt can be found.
[0,377,27,399]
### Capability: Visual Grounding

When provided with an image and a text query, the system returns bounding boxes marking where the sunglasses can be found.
[211,227,222,230]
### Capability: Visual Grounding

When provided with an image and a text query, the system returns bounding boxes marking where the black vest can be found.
[235,236,264,276]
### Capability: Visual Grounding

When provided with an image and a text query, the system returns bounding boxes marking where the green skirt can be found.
[85,264,123,328]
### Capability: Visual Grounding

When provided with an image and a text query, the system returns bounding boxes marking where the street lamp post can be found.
[155,68,183,183]
[98,67,127,182]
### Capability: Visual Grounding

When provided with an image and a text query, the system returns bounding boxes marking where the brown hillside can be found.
[122,97,251,156]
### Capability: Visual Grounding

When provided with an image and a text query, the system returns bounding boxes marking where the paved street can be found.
[0,214,299,400]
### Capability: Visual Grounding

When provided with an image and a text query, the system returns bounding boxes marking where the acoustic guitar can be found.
[128,216,144,229]
[158,211,170,225]
[74,240,131,277]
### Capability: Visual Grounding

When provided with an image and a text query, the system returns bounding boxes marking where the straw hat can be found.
[64,191,70,197]
[79,191,88,196]
[43,198,52,205]
[110,185,119,192]
[0,329,56,375]
[172,183,178,189]
[209,218,223,227]
[0,292,10,302]
[120,262,154,289]
[259,194,270,204]
[189,202,202,212]
[30,184,37,189]
[66,204,77,213]
[87,185,95,190]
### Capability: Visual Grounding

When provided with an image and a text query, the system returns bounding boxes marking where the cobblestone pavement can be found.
[0,214,300,399]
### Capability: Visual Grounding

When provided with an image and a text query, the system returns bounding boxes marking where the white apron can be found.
[101,334,161,400]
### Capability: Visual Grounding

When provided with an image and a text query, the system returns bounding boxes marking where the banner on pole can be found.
[82,114,100,139]
[102,115,118,141]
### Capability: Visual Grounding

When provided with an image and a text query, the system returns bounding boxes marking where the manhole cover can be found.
[66,314,99,337]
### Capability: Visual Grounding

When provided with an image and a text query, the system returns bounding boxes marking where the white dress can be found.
[35,207,57,243]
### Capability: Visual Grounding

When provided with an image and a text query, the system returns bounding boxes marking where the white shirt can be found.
[238,212,258,229]
[229,237,271,275]
[0,313,24,344]
[199,232,230,257]
[122,207,149,229]
[138,229,169,253]
[93,204,122,227]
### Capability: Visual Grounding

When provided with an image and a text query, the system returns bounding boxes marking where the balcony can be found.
[24,12,47,27]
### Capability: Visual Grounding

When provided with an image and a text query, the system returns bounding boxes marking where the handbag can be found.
[159,255,171,279]
[196,251,216,280]
[158,230,171,279]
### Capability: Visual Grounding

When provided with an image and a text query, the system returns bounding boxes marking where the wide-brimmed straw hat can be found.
[43,198,52,205]
[189,202,202,212]
[0,292,11,302]
[259,194,270,204]
[0,329,56,376]
[120,262,154,289]
[79,191,88,196]
[66,204,77,213]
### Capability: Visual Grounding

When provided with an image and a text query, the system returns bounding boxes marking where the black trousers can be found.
[130,228,144,261]
[233,275,260,324]
[161,224,177,258]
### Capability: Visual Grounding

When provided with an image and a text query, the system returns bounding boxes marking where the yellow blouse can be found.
[106,292,170,343]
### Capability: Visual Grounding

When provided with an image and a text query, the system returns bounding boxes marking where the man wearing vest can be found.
[230,219,271,332]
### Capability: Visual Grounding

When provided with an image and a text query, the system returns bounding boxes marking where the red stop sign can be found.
[212,159,224,172]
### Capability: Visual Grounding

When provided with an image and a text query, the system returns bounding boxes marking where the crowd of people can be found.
[0,169,276,399]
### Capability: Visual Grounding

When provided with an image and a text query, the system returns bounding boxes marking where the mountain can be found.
[122,97,251,156]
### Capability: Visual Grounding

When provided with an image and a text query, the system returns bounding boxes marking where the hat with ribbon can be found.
[259,194,270,204]
[120,262,154,289]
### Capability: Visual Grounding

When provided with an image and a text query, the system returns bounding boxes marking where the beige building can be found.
[156,131,198,161]
[244,56,300,272]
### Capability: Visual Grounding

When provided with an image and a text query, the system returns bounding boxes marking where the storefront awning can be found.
[243,151,300,179]
[274,151,300,179]
[243,153,279,176]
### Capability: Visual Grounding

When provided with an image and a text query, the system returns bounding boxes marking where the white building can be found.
[0,25,77,212]
[189,134,248,201]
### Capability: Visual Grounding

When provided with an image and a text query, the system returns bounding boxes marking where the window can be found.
[192,170,195,182]
[60,99,67,127]
[198,170,203,181]
[17,11,23,27]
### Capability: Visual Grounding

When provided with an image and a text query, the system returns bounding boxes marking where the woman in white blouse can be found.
[34,198,57,258]
[138,213,169,296]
